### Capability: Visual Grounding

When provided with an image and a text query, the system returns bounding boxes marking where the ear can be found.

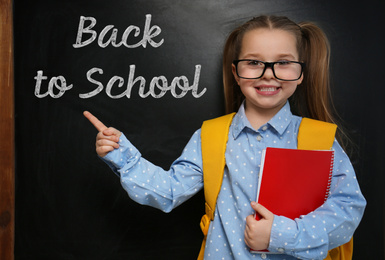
[232,63,240,85]
[297,73,304,86]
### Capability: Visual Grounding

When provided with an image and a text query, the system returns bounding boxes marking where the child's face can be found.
[232,28,303,115]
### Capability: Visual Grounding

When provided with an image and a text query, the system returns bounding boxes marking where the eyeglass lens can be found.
[236,61,302,81]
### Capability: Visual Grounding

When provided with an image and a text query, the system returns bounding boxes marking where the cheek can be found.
[238,80,251,92]
[283,82,298,94]
[238,80,257,96]
[238,78,255,87]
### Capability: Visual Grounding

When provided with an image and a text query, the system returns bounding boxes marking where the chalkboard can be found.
[12,0,384,259]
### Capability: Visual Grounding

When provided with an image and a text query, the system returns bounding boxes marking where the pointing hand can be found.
[84,111,122,157]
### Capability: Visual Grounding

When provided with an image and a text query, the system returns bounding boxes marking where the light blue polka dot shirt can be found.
[102,101,366,260]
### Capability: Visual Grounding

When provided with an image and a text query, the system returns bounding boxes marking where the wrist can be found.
[268,215,297,253]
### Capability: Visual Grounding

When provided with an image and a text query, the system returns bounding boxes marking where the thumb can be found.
[103,127,121,138]
[251,202,273,220]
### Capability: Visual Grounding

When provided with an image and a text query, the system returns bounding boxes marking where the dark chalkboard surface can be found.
[13,0,384,259]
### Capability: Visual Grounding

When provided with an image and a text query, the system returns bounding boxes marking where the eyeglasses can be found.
[233,59,305,81]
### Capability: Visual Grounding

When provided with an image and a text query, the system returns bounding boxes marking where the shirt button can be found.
[278,248,285,253]
[261,253,267,259]
[262,126,268,131]
[256,135,262,141]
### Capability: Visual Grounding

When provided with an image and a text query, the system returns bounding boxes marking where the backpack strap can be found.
[297,118,337,150]
[200,113,236,224]
[198,113,235,260]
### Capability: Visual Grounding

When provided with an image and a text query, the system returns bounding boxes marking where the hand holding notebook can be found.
[251,147,334,253]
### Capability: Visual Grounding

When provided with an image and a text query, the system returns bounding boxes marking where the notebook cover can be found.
[251,147,334,253]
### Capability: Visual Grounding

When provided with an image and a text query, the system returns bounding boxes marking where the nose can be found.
[262,65,275,79]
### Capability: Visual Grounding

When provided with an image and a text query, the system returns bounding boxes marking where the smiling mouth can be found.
[257,87,279,91]
[255,86,281,95]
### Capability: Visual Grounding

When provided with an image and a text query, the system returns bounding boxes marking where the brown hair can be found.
[223,15,350,148]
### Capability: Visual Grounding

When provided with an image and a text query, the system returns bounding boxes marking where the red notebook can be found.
[251,147,334,253]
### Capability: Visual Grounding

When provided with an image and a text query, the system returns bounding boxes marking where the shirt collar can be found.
[231,101,293,139]
[268,101,293,135]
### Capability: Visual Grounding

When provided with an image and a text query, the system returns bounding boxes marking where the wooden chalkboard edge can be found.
[0,0,15,259]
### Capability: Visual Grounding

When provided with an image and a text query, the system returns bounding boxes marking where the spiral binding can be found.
[324,151,334,201]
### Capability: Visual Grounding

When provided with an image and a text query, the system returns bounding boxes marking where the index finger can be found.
[83,111,107,132]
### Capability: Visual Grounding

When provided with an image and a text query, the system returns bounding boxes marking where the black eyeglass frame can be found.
[233,59,305,81]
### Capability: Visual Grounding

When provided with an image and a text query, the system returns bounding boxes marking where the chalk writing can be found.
[34,14,206,100]
[79,65,204,99]
[34,70,73,98]
[73,15,164,49]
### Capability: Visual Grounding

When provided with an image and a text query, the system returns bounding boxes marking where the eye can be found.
[276,60,292,66]
[247,60,263,66]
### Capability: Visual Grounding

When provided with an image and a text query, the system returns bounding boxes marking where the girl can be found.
[84,15,366,259]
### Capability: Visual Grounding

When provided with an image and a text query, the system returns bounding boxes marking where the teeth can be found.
[259,87,276,91]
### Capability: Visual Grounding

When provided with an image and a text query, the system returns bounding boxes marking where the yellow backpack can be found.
[198,113,353,260]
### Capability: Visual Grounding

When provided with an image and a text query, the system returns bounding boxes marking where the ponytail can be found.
[294,22,334,123]
[295,22,352,152]
[223,28,244,114]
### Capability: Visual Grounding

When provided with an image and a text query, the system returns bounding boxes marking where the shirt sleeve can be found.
[267,139,367,259]
[100,130,204,213]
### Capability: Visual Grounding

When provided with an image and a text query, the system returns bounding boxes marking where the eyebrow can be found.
[276,53,297,59]
[241,53,297,60]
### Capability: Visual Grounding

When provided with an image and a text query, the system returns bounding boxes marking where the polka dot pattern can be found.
[102,102,366,259]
